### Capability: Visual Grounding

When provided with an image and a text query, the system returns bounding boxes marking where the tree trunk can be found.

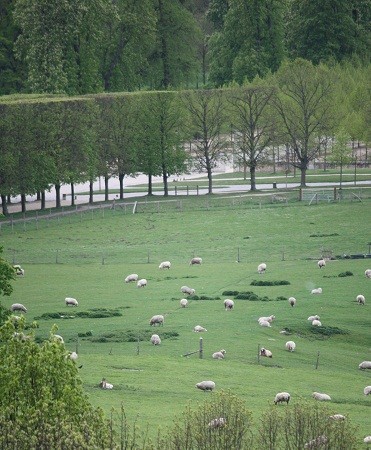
[1,194,9,216]
[70,183,75,206]
[163,170,168,196]
[148,174,153,195]
[21,194,26,213]
[55,184,61,208]
[104,176,109,201]
[119,173,124,199]
[89,181,93,204]
[207,165,213,194]
[158,0,171,88]
[41,191,46,210]
[250,166,256,191]
[300,168,306,187]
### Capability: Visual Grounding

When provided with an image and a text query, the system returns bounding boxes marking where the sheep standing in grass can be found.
[311,287,322,294]
[10,303,27,313]
[13,265,24,276]
[180,298,188,308]
[125,273,139,283]
[69,351,78,361]
[52,334,64,344]
[260,347,272,358]
[208,417,226,428]
[365,269,371,279]
[288,297,296,307]
[317,259,326,269]
[196,380,215,391]
[274,392,290,405]
[149,315,164,326]
[359,361,371,370]
[312,319,322,327]
[159,261,171,269]
[224,299,234,310]
[258,263,267,274]
[65,297,78,307]
[364,386,371,395]
[193,325,207,332]
[190,257,202,265]
[308,315,320,322]
[258,315,275,324]
[212,349,226,359]
[364,436,371,444]
[356,294,365,305]
[137,278,147,288]
[99,378,113,389]
[150,334,161,345]
[312,392,331,401]
[285,341,296,352]
[259,320,271,327]
[181,286,195,295]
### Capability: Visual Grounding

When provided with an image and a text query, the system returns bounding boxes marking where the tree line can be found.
[0,58,370,216]
[0,0,369,95]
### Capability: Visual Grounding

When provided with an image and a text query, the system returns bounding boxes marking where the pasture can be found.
[1,200,370,445]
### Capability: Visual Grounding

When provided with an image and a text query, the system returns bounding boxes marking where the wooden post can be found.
[175,186,177,196]
[315,351,320,369]
[299,188,302,201]
[199,337,203,359]
[237,247,240,263]
[333,187,337,201]
[187,186,189,196]
[137,337,140,355]
[197,185,199,196]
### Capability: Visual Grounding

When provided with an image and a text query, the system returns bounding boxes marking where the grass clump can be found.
[88,329,179,343]
[338,271,353,277]
[250,279,290,286]
[34,308,123,320]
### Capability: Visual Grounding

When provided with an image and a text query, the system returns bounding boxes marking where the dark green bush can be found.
[250,280,290,286]
[338,271,353,277]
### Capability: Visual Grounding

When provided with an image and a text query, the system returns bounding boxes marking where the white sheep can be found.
[359,361,371,370]
[317,259,326,269]
[99,378,113,390]
[159,261,171,269]
[137,278,147,288]
[196,380,215,391]
[10,303,27,313]
[260,347,272,358]
[285,341,296,352]
[307,315,320,321]
[312,392,331,401]
[69,351,78,361]
[181,285,195,295]
[364,436,371,444]
[364,386,371,395]
[304,435,327,449]
[288,297,296,307]
[259,320,271,327]
[13,265,25,276]
[193,325,207,332]
[356,294,365,305]
[274,392,290,405]
[365,269,371,279]
[212,349,226,359]
[180,298,188,308]
[312,319,322,326]
[65,297,78,307]
[52,334,64,344]
[329,414,345,420]
[125,273,139,283]
[224,299,234,310]
[208,417,226,428]
[149,315,164,326]
[258,315,275,323]
[190,257,202,265]
[258,263,267,274]
[150,334,161,345]
[311,287,322,294]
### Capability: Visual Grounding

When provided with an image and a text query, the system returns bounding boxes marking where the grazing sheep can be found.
[274,392,290,405]
[259,320,271,327]
[159,261,171,269]
[312,319,322,326]
[364,386,371,395]
[193,325,207,332]
[260,347,272,358]
[10,303,27,313]
[137,278,147,288]
[258,315,275,323]
[69,351,78,361]
[356,294,365,305]
[317,259,326,269]
[180,298,188,308]
[308,315,320,321]
[304,435,328,449]
[312,392,331,401]
[212,349,226,359]
[65,297,78,307]
[149,315,164,326]
[208,417,226,428]
[181,285,195,295]
[13,265,25,276]
[365,269,371,279]
[150,334,161,345]
[190,257,202,265]
[311,287,322,294]
[359,361,371,370]
[329,414,345,421]
[364,436,371,444]
[196,380,215,391]
[258,263,267,274]
[224,299,234,310]
[99,378,113,390]
[285,341,296,352]
[125,273,139,283]
[288,297,296,307]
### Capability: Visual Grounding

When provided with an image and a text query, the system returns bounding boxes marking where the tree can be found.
[272,59,336,186]
[227,80,276,189]
[181,89,227,194]
[329,130,353,189]
[0,319,111,448]
[0,246,15,298]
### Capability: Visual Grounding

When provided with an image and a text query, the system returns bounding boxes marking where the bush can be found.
[338,271,353,277]
[250,280,290,286]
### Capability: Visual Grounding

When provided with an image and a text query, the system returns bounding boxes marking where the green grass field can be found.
[1,200,370,446]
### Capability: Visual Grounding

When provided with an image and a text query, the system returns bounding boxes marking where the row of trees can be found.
[0,59,369,216]
[0,0,369,95]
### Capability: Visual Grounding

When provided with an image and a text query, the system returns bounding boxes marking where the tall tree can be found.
[272,59,336,186]
[329,130,353,189]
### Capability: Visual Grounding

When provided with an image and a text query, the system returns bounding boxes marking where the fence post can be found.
[56,250,59,264]
[175,186,177,196]
[299,188,302,201]
[187,186,189,196]
[315,351,320,369]
[237,247,240,263]
[199,337,203,359]
[333,187,337,201]
[197,185,199,196]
